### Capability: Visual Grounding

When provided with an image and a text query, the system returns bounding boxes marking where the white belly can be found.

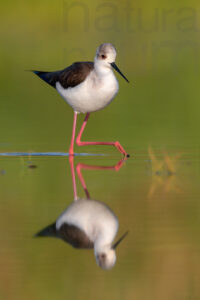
[56,70,119,113]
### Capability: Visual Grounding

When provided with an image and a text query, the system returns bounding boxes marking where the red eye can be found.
[101,54,106,59]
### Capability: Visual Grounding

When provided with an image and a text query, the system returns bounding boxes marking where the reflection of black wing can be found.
[35,222,94,249]
[58,223,94,249]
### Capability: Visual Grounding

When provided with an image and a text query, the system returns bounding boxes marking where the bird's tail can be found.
[34,222,58,238]
[31,70,59,87]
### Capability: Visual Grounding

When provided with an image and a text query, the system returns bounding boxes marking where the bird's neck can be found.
[94,242,111,256]
[94,232,114,254]
[94,60,113,78]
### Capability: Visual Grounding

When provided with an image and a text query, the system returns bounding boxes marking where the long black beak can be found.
[111,63,129,83]
[112,231,129,249]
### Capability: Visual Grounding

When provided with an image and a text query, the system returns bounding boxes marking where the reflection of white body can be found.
[57,199,118,269]
[36,198,125,270]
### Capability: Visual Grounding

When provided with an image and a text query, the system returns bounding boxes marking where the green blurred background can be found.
[1,0,200,152]
[0,0,200,299]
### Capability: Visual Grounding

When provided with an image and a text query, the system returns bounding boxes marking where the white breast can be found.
[56,70,119,113]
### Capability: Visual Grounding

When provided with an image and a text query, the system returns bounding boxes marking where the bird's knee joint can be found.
[76,137,81,145]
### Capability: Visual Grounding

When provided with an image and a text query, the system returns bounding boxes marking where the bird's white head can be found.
[95,231,128,270]
[95,43,117,66]
[95,247,116,270]
[94,43,129,82]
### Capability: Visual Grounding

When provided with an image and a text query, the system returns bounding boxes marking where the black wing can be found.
[32,61,94,89]
[35,222,94,249]
[58,223,94,249]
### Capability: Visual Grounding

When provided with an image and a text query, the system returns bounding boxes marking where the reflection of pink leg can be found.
[69,111,78,155]
[76,158,126,198]
[76,113,129,157]
[69,156,78,200]
[76,164,90,199]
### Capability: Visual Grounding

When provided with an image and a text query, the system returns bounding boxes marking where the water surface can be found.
[0,148,199,300]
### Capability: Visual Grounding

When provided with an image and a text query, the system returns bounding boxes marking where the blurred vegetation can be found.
[0,0,200,299]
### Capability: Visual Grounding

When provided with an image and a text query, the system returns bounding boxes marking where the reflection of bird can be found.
[32,43,129,157]
[35,198,128,270]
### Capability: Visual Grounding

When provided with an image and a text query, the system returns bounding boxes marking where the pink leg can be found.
[69,156,78,200]
[68,111,78,155]
[76,113,129,157]
[76,158,127,199]
[76,164,90,199]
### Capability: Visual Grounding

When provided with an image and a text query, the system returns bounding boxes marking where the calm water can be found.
[0,147,200,300]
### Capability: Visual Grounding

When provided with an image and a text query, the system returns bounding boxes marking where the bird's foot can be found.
[114,141,130,158]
